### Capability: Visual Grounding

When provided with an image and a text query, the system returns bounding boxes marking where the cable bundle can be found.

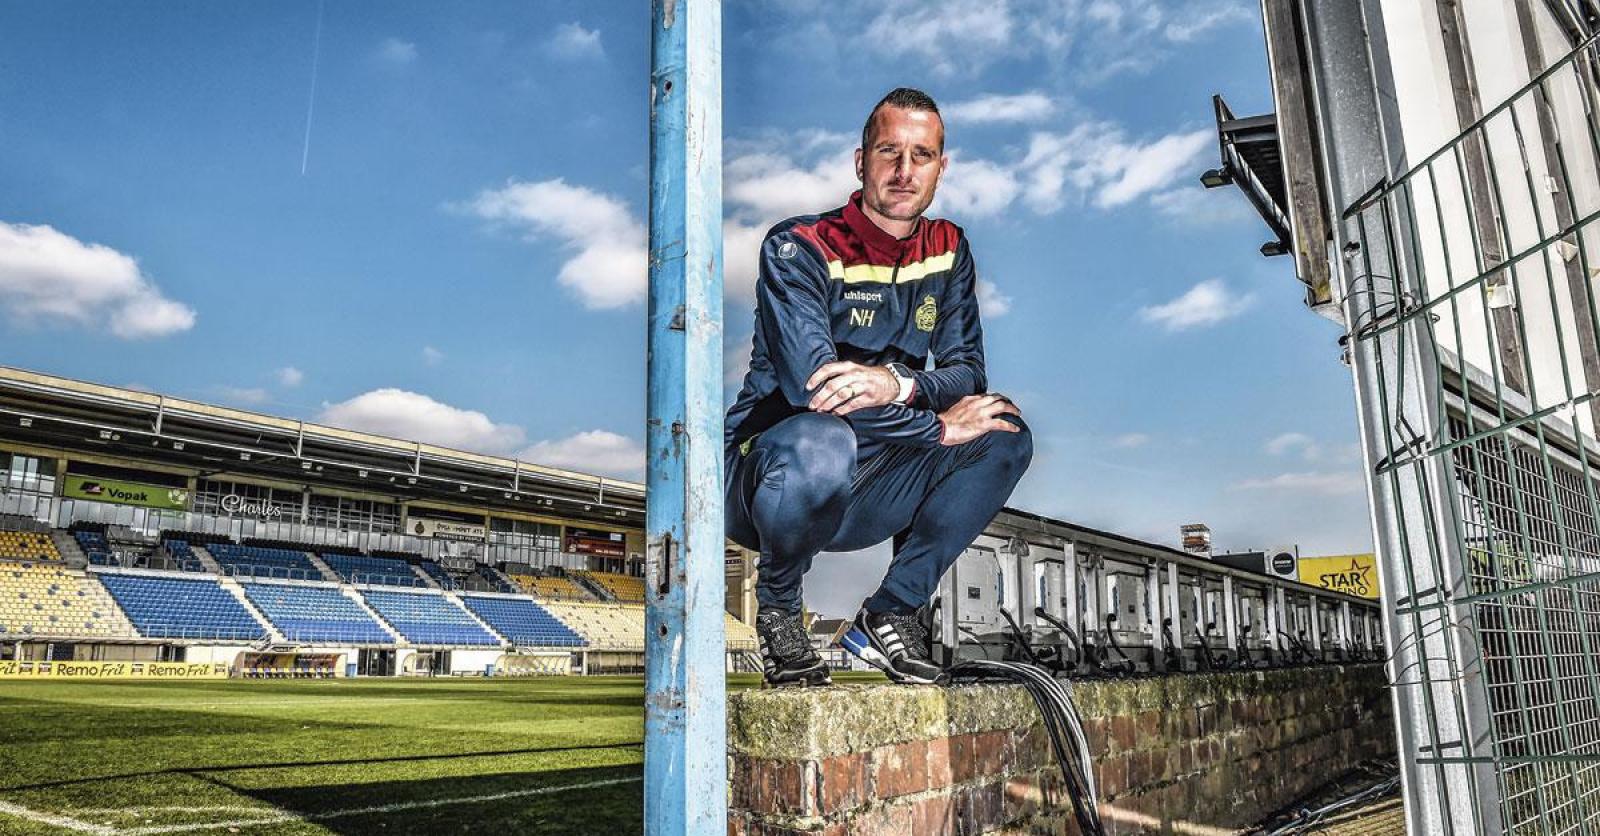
[943,659,1105,836]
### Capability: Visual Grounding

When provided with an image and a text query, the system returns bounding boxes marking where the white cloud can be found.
[461,178,646,309]
[1149,186,1257,226]
[932,155,1021,218]
[276,366,304,387]
[376,37,417,65]
[317,388,526,453]
[1138,279,1254,331]
[862,0,1013,76]
[1016,124,1210,213]
[0,221,196,339]
[422,346,444,366]
[1112,432,1150,449]
[549,22,604,60]
[218,386,270,406]
[1265,432,1321,460]
[724,332,754,388]
[1095,130,1212,208]
[976,279,1011,319]
[1232,471,1366,496]
[824,1,1252,82]
[945,92,1055,124]
[519,430,644,481]
[1164,4,1254,42]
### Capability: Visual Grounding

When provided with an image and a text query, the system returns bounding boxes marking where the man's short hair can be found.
[861,87,943,151]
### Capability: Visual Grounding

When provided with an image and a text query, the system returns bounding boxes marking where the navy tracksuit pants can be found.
[724,411,1032,616]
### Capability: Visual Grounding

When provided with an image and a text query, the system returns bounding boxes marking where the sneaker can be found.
[755,609,831,687]
[841,606,942,684]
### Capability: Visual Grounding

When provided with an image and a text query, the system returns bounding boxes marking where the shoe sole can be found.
[763,667,832,688]
[841,627,936,685]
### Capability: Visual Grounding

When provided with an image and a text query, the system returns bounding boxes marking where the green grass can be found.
[0,673,885,835]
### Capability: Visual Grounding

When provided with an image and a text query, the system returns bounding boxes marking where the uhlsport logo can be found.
[776,241,798,260]
[915,294,938,332]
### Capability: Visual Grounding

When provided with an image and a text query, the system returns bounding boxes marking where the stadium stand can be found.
[574,570,647,603]
[321,553,425,587]
[538,601,645,650]
[209,543,321,581]
[96,572,267,641]
[1,529,61,561]
[240,583,393,644]
[415,559,459,590]
[538,600,758,653]
[508,572,595,600]
[161,539,208,573]
[72,529,113,564]
[360,589,500,646]
[473,565,519,594]
[724,612,758,652]
[0,560,136,638]
[459,594,586,647]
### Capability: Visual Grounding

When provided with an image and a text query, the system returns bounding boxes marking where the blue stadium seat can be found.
[416,560,459,590]
[240,582,393,644]
[320,554,424,587]
[359,590,500,646]
[459,594,586,648]
[96,573,266,641]
[209,543,321,581]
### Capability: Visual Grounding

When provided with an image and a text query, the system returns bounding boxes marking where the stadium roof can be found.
[0,365,644,525]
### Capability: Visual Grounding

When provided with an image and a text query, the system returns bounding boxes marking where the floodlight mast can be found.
[644,0,727,834]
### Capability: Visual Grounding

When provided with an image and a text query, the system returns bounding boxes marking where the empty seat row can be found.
[459,594,585,647]
[359,589,499,646]
[0,560,136,638]
[209,543,321,580]
[574,571,647,603]
[96,573,266,641]
[321,553,424,587]
[509,573,595,601]
[0,530,59,562]
[241,583,393,644]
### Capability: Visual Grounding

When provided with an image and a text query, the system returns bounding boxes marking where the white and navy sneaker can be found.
[755,609,832,687]
[841,606,942,684]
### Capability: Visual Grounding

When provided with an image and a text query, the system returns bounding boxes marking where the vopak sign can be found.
[63,475,189,511]
[1298,554,1380,600]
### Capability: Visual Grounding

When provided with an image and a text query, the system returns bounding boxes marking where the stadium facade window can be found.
[0,453,57,521]
[194,479,302,523]
[489,518,564,567]
[306,493,401,534]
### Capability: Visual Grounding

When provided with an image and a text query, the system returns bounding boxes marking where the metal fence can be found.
[1342,32,1600,835]
[935,512,1385,675]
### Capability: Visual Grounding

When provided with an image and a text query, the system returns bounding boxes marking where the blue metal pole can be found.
[645,0,725,834]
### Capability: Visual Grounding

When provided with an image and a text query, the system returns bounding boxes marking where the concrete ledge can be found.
[727,665,1394,835]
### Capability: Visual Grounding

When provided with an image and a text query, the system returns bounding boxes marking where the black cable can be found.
[943,659,1106,836]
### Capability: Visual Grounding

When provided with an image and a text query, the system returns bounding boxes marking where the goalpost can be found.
[644,1,727,834]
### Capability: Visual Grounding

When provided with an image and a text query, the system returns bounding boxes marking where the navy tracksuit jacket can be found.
[724,190,1032,615]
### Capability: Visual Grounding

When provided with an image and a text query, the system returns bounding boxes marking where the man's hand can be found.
[937,394,1022,446]
[806,361,900,415]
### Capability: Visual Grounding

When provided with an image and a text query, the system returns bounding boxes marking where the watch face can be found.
[888,363,911,379]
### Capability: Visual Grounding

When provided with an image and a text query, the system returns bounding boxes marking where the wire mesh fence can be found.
[1343,32,1600,835]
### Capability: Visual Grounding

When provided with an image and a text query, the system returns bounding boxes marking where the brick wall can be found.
[726,664,1394,835]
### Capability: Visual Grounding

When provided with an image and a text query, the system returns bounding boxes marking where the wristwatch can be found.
[886,362,916,404]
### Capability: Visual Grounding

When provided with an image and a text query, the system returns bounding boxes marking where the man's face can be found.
[855,106,948,225]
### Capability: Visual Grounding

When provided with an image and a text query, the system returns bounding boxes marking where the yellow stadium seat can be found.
[0,531,60,562]
[537,600,758,653]
[0,559,136,638]
[573,571,647,603]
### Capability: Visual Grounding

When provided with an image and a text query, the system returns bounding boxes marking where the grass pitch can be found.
[0,673,883,835]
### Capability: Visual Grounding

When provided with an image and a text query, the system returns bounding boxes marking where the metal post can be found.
[1145,561,1164,671]
[1221,574,1239,652]
[645,0,725,833]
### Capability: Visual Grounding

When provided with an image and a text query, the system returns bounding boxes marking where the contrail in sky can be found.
[300,0,325,176]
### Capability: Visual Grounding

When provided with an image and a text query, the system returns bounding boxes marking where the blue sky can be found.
[0,1,1372,616]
